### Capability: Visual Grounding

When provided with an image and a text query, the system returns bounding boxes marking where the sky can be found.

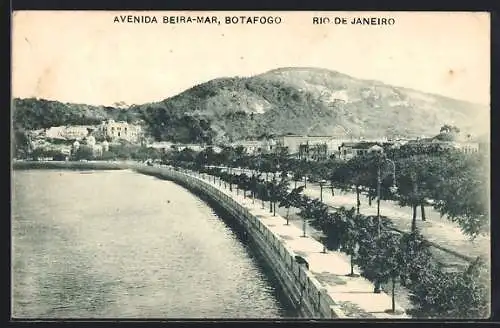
[12,11,490,106]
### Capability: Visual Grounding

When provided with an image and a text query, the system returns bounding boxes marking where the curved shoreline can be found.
[12,160,408,319]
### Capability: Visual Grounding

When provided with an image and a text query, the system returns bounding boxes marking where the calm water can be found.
[12,169,295,319]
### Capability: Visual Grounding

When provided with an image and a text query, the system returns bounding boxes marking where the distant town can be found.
[17,119,485,163]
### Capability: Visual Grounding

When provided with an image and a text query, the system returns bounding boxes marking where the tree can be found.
[336,207,361,277]
[439,124,460,135]
[355,215,394,282]
[435,124,461,142]
[408,257,489,318]
[53,152,68,161]
[249,172,262,203]
[260,157,273,182]
[299,198,329,237]
[177,147,197,162]
[237,174,252,198]
[73,145,95,160]
[234,146,246,165]
[101,150,117,161]
[279,186,305,225]
[293,159,311,188]
[108,143,134,160]
[13,129,32,158]
[273,176,290,215]
[396,155,435,231]
[132,146,163,162]
[256,178,267,209]
[429,152,489,239]
[397,229,435,288]
[359,228,404,314]
[317,212,341,251]
[335,154,375,214]
[292,171,302,188]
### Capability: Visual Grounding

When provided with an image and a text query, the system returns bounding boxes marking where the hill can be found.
[12,98,142,130]
[12,67,489,143]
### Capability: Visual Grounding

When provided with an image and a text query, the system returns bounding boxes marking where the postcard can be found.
[11,10,490,320]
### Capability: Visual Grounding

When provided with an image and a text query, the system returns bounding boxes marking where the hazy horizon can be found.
[12,11,490,107]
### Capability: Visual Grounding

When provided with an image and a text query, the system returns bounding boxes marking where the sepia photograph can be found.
[11,11,490,320]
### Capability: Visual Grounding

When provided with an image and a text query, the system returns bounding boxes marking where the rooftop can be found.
[340,141,390,149]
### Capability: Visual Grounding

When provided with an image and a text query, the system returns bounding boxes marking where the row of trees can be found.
[181,165,489,318]
[72,143,165,162]
[163,143,488,239]
[19,142,165,162]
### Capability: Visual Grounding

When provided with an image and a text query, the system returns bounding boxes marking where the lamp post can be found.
[374,155,397,294]
[251,170,256,204]
[270,174,275,214]
[319,179,327,202]
[273,163,281,216]
[229,159,236,192]
[302,199,310,238]
[256,158,265,209]
[376,158,396,236]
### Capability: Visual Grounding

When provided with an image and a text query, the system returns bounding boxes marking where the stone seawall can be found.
[136,166,343,319]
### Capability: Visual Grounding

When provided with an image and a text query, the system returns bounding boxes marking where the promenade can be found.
[223,167,489,269]
[189,170,409,319]
[302,183,489,260]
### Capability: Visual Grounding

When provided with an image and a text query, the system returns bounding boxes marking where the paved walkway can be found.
[219,167,490,266]
[298,183,489,261]
[190,171,409,319]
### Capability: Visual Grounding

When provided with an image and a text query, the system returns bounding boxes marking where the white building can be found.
[95,120,142,142]
[230,140,263,154]
[147,141,175,151]
[277,135,350,156]
[446,141,480,154]
[45,126,91,140]
[174,144,205,152]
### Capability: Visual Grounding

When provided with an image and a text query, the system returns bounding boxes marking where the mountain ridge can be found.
[260,66,488,106]
[13,67,489,143]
